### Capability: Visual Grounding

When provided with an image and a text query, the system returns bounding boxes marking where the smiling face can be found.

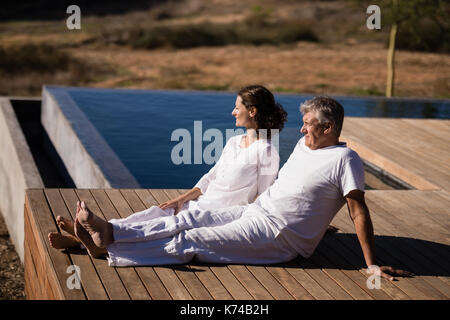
[300,111,331,150]
[232,95,257,129]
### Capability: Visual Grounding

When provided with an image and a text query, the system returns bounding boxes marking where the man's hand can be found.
[159,197,185,215]
[365,265,414,281]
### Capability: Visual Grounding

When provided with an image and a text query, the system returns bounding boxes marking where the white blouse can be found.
[189,134,280,211]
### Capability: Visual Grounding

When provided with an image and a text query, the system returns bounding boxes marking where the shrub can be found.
[0,44,70,74]
[107,21,318,50]
[395,19,449,53]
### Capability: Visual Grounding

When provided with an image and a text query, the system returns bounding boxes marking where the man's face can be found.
[300,111,327,150]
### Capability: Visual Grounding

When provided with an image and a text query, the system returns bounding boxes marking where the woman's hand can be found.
[159,196,186,215]
[159,188,202,215]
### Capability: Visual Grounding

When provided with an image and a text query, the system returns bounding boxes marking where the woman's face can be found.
[232,95,256,129]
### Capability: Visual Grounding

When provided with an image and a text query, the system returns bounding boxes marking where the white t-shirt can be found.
[254,136,365,258]
[191,134,280,211]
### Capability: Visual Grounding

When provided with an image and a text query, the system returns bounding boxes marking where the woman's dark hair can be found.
[238,85,287,138]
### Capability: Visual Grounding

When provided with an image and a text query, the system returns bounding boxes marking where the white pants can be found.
[109,204,176,225]
[106,204,297,267]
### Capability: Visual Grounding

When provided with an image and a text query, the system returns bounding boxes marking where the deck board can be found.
[24,117,450,300]
[25,187,450,300]
[341,118,450,190]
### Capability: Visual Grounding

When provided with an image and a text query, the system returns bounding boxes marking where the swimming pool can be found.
[43,86,450,189]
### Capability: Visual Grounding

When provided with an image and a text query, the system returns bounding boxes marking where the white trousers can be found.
[106,204,297,267]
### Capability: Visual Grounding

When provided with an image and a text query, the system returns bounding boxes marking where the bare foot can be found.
[77,201,114,248]
[56,216,75,236]
[48,232,81,249]
[74,217,107,258]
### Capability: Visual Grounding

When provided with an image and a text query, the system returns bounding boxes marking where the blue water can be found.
[56,87,450,189]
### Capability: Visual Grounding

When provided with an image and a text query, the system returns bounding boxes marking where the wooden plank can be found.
[264,265,314,300]
[174,189,312,299]
[345,118,450,173]
[121,188,206,300]
[331,205,444,300]
[363,197,450,299]
[188,264,233,300]
[58,189,109,300]
[73,189,131,300]
[365,193,450,272]
[227,265,273,300]
[367,119,450,169]
[401,119,450,144]
[246,265,294,300]
[89,189,153,300]
[131,267,172,300]
[148,189,170,204]
[366,192,450,273]
[370,191,449,240]
[295,256,354,300]
[120,190,212,300]
[25,189,81,300]
[102,188,171,300]
[209,265,254,300]
[24,238,38,299]
[309,249,374,300]
[152,266,193,300]
[24,209,45,299]
[343,118,450,190]
[397,190,450,230]
[330,212,431,300]
[282,261,334,300]
[319,234,409,300]
[315,241,393,300]
[173,265,213,300]
[44,189,100,300]
[341,120,439,190]
[25,190,62,299]
[148,188,252,300]
[134,189,159,207]
[163,189,181,201]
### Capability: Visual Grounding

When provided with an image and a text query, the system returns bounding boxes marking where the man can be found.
[74,96,412,281]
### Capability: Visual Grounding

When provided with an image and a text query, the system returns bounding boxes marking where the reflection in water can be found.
[422,102,437,118]
[360,98,445,119]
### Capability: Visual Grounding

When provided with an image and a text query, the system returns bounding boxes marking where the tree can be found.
[355,0,449,97]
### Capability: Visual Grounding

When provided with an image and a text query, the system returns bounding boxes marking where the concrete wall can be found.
[0,97,44,262]
[41,86,139,188]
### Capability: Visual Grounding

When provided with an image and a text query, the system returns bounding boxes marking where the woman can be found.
[48,85,288,249]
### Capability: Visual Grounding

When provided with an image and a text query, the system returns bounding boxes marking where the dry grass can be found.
[66,41,450,98]
[0,0,448,98]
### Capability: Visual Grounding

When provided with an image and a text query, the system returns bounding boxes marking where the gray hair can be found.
[299,96,344,137]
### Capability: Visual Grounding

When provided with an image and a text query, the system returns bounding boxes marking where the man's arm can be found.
[345,189,414,280]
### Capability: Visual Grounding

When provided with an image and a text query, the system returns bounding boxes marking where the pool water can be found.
[51,86,450,189]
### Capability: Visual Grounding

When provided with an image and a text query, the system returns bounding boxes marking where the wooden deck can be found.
[24,118,450,300]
